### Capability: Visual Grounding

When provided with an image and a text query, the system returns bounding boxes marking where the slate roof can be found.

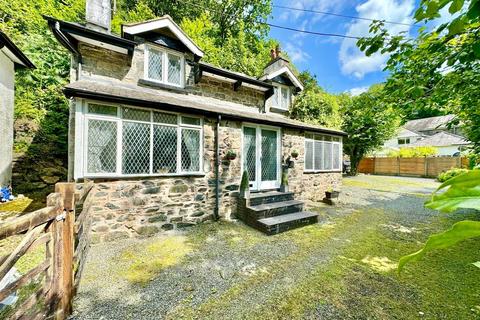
[397,128,421,138]
[0,30,35,69]
[409,131,470,147]
[64,79,346,136]
[404,115,456,132]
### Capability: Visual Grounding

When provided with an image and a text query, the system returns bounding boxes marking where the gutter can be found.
[214,114,221,221]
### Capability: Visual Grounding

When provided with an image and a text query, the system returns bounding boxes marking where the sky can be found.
[267,0,449,95]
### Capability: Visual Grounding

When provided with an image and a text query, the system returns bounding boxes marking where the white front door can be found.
[242,125,281,191]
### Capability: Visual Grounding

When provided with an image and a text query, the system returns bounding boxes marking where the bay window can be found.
[83,103,202,177]
[304,133,342,172]
[145,45,184,87]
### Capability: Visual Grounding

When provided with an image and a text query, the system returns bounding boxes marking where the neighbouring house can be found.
[45,0,345,241]
[376,115,470,157]
[0,31,35,187]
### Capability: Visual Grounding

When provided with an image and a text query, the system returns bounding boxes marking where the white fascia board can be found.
[0,47,24,66]
[263,66,304,91]
[71,34,129,54]
[123,18,204,58]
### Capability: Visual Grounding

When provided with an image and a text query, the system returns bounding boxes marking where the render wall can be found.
[0,52,15,187]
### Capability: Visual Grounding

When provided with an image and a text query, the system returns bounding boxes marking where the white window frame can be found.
[80,100,203,178]
[398,138,410,145]
[144,44,185,88]
[304,133,343,173]
[272,84,291,110]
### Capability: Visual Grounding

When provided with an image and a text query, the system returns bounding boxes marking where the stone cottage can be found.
[45,0,345,241]
[0,31,35,187]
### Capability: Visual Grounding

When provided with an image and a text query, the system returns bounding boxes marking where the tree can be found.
[289,71,342,129]
[357,0,480,153]
[341,85,400,175]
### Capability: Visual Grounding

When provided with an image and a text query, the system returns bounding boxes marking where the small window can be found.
[153,111,177,124]
[272,85,291,110]
[398,138,410,145]
[145,45,184,87]
[123,107,150,122]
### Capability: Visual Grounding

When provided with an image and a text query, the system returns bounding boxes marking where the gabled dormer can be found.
[122,16,204,89]
[260,47,303,114]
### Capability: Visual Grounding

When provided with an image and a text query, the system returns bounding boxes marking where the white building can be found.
[375,115,471,157]
[0,31,35,186]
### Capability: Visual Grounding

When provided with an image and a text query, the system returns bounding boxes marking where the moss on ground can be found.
[117,236,193,285]
[166,206,480,320]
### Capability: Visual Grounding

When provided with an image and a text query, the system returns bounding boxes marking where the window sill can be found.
[270,106,288,113]
[304,170,342,174]
[81,172,206,180]
[138,79,186,93]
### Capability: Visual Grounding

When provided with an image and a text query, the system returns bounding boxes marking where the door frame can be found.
[241,123,282,191]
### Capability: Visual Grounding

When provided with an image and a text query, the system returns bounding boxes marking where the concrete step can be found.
[258,211,318,235]
[247,200,304,219]
[249,191,295,206]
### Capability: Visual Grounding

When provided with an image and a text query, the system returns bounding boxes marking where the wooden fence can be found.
[358,157,468,177]
[0,181,93,319]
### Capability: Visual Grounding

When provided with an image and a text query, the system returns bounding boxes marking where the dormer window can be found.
[145,45,184,87]
[272,85,291,110]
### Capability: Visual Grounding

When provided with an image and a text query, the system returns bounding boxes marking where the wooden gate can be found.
[0,182,93,319]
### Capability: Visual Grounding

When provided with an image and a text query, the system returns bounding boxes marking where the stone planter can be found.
[325,191,340,199]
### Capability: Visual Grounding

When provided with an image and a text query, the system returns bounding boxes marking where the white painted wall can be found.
[0,50,15,186]
[436,145,463,156]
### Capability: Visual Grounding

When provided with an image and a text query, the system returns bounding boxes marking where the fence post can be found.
[397,157,400,176]
[373,157,376,175]
[53,183,76,319]
[424,156,428,177]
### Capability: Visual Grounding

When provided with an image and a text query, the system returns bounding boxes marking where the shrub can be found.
[437,168,469,182]
[388,146,438,158]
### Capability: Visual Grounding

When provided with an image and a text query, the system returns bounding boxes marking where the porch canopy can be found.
[64,79,346,136]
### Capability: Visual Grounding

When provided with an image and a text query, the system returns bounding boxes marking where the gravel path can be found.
[72,175,459,320]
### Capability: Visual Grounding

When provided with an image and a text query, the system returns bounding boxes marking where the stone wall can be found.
[77,43,264,110]
[282,128,342,202]
[87,118,243,242]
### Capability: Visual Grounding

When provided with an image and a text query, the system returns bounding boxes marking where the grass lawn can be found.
[74,175,480,319]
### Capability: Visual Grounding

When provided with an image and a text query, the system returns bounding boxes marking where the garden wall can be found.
[358,156,468,177]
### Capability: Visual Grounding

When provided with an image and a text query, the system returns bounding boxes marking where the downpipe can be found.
[214,114,221,221]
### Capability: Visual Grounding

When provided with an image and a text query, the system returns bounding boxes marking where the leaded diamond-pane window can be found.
[123,107,150,122]
[122,122,150,174]
[167,53,181,85]
[153,112,177,124]
[261,129,277,181]
[88,104,117,116]
[153,125,177,174]
[84,103,202,177]
[272,87,279,107]
[87,120,117,173]
[281,87,289,109]
[181,129,200,172]
[148,48,163,81]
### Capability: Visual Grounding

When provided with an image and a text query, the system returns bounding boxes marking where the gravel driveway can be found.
[72,175,480,320]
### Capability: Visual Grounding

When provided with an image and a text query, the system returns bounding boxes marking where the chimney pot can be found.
[275,45,281,58]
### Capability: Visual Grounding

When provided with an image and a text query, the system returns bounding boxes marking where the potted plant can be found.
[325,187,340,199]
[280,169,289,192]
[240,170,250,198]
[225,150,237,161]
[291,150,299,159]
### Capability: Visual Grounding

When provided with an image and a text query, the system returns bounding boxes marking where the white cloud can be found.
[284,41,311,63]
[347,86,369,96]
[339,0,415,79]
[276,0,348,24]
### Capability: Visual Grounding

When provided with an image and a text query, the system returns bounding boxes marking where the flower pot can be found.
[280,184,289,193]
[325,191,340,199]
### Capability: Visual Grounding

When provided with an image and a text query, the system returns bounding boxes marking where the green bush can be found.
[437,168,469,182]
[388,146,438,158]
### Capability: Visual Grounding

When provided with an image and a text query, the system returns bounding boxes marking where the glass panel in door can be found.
[243,127,257,189]
[260,129,278,189]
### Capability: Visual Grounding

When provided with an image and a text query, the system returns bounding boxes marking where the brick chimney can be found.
[264,45,290,76]
[86,0,111,33]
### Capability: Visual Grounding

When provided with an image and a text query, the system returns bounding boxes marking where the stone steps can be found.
[237,191,318,235]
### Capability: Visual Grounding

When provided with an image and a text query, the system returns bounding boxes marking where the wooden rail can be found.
[0,181,94,319]
[358,156,467,177]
